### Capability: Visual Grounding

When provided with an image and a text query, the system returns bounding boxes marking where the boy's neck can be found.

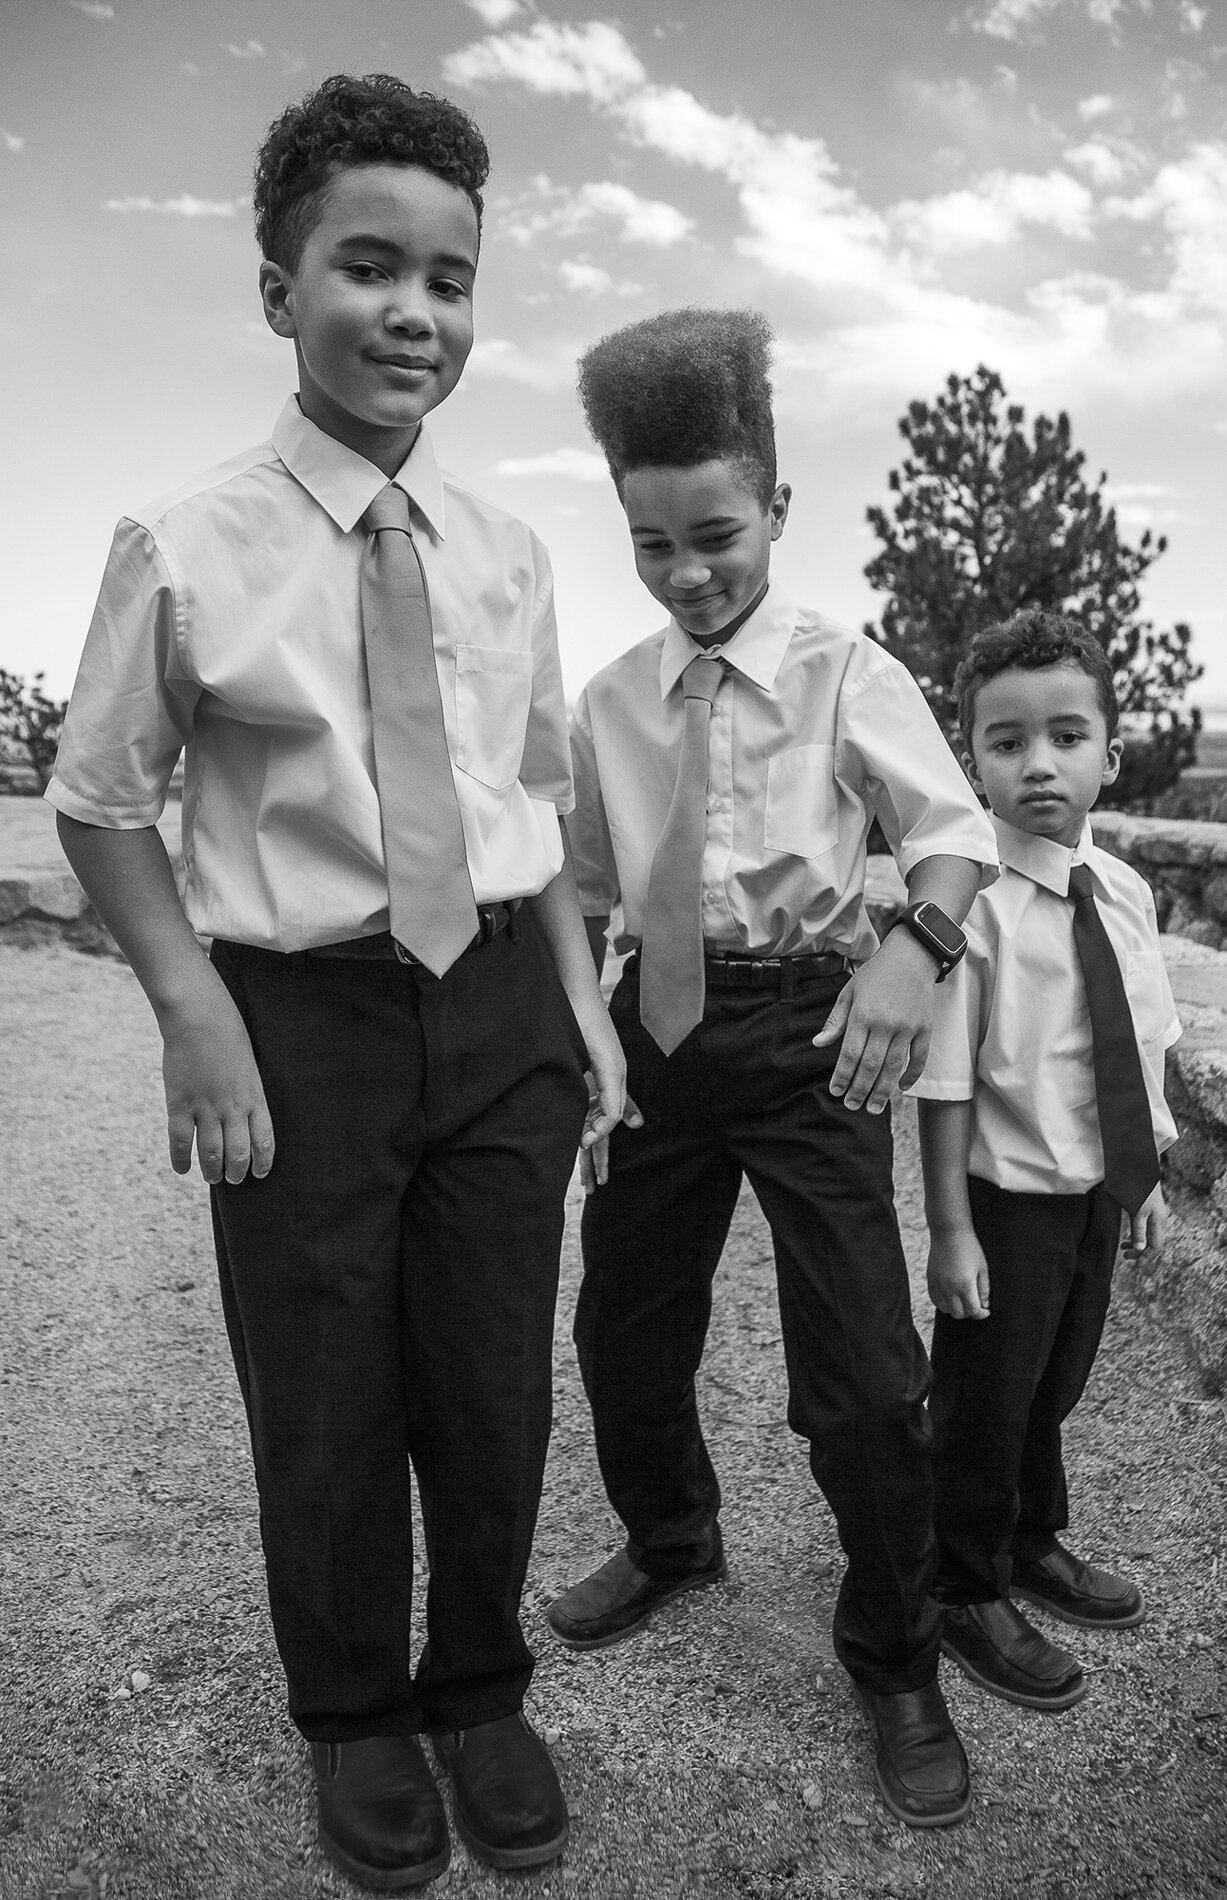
[297,391,422,478]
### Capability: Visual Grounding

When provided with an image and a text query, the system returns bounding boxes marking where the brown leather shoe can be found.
[546,1536,726,1649]
[433,1712,568,1870]
[312,1735,450,1890]
[852,1679,971,1829]
[942,1597,1087,1710]
[1011,1543,1145,1628]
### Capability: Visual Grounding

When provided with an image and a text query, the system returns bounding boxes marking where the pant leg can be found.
[1011,1182,1121,1563]
[402,923,588,1729]
[723,975,940,1695]
[930,1178,1103,1604]
[575,963,742,1575]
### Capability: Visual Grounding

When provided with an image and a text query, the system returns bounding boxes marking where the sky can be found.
[2,0,1225,708]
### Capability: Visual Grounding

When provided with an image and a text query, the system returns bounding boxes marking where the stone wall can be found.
[1092,809,1227,950]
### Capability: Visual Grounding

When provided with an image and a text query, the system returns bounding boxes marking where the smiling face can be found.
[619,459,790,644]
[259,161,478,474]
[966,661,1123,848]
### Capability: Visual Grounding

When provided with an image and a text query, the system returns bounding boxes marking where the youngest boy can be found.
[914,611,1179,1710]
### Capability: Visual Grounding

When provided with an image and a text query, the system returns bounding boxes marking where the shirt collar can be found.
[658,584,797,701]
[992,811,1104,897]
[271,396,447,539]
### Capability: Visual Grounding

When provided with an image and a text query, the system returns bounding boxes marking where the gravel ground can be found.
[2,943,1225,1900]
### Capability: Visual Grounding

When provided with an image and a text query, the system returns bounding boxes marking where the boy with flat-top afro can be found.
[49,72,627,1891]
[551,307,999,1829]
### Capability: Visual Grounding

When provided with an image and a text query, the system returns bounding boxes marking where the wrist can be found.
[894,901,967,983]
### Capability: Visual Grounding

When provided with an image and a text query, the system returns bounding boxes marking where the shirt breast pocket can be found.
[454,645,534,792]
[764,744,839,860]
[1124,950,1169,1046]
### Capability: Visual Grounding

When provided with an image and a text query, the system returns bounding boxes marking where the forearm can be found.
[56,815,218,1026]
[918,1097,976,1234]
[583,912,611,979]
[905,853,983,928]
[524,831,611,1040]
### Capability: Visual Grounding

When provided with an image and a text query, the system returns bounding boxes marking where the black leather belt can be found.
[305,902,519,965]
[702,950,851,995]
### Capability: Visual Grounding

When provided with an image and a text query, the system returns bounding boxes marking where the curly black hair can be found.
[253,73,490,269]
[577,307,777,505]
[955,608,1119,756]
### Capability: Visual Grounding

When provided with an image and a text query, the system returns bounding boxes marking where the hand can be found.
[160,980,275,1184]
[578,1016,643,1193]
[927,1228,990,1320]
[1123,1183,1167,1260]
[812,930,937,1113]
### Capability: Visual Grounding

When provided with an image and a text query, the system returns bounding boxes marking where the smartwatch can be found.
[896,901,967,983]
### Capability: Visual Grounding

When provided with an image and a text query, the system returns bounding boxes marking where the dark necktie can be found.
[360,484,477,975]
[639,654,726,1055]
[1067,863,1160,1214]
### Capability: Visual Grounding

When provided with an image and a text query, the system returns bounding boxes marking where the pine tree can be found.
[864,365,1200,804]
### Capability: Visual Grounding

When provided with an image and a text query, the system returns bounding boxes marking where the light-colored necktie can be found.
[639,654,726,1054]
[360,484,477,976]
[1067,863,1161,1214]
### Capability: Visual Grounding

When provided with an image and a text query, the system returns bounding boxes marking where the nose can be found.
[669,553,712,591]
[385,280,435,338]
[1023,743,1056,780]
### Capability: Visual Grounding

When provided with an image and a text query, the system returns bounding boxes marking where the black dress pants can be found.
[576,960,940,1695]
[929,1174,1121,1605]
[209,924,588,1741]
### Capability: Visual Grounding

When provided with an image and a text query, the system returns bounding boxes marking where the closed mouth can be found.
[372,356,436,371]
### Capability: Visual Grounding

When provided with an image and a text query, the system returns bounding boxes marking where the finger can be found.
[579,1146,598,1195]
[897,1029,931,1095]
[592,1133,612,1187]
[622,1091,644,1130]
[167,1106,196,1177]
[862,1038,911,1116]
[828,1021,868,1099]
[222,1113,253,1186]
[812,986,853,1049]
[840,1033,893,1112]
[249,1100,276,1179]
[194,1111,225,1186]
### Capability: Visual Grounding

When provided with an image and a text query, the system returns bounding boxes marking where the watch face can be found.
[915,903,965,957]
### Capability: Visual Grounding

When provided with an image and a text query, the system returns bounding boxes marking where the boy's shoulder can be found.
[436,462,549,565]
[126,438,284,536]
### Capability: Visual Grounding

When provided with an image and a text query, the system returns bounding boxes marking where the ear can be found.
[962,747,985,796]
[259,259,297,339]
[769,482,792,541]
[1101,734,1124,788]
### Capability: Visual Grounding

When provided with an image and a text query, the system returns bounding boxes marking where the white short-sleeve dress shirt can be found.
[47,399,573,950]
[568,587,998,960]
[912,812,1180,1195]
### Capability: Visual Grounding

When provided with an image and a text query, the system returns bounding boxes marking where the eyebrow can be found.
[629,513,742,535]
[333,234,476,272]
[980,711,1095,737]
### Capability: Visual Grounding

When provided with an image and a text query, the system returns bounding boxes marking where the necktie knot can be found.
[682,654,725,706]
[1068,864,1094,903]
[363,484,411,538]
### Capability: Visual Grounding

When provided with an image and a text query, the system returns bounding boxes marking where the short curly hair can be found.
[577,307,777,506]
[253,73,490,270]
[955,609,1119,756]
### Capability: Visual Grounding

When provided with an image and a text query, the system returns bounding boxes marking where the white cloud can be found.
[1107,142,1227,312]
[559,260,613,295]
[493,448,608,481]
[66,0,115,17]
[180,62,201,78]
[895,169,1095,253]
[466,338,577,389]
[1180,1,1207,29]
[505,176,693,248]
[1064,140,1128,186]
[102,194,239,217]
[464,0,526,22]
[1077,93,1115,121]
[2,129,25,153]
[444,20,645,106]
[1102,480,1184,528]
[223,39,265,60]
[968,0,1057,41]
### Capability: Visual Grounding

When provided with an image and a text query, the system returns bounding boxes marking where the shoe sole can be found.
[546,1562,728,1651]
[1010,1584,1147,1630]
[850,1686,971,1830]
[940,1636,1088,1711]
[449,1805,569,1871]
[317,1823,451,1890]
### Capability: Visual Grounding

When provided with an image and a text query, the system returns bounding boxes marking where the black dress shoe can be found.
[852,1679,971,1829]
[546,1534,726,1649]
[942,1597,1087,1710]
[433,1712,568,1870]
[1011,1543,1146,1628]
[312,1735,450,1890]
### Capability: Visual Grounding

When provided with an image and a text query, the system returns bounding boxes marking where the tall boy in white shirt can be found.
[48,73,627,1892]
[551,308,999,1829]
[914,611,1178,1713]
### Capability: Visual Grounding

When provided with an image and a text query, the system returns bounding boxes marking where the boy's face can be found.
[619,460,790,644]
[966,662,1123,849]
[259,162,478,474]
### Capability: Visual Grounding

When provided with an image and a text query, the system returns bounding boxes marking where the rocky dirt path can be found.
[2,944,1225,1900]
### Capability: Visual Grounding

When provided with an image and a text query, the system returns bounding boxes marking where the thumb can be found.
[623,1090,644,1129]
[812,985,852,1048]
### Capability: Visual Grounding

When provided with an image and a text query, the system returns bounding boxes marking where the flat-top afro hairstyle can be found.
[253,72,489,271]
[954,608,1119,757]
[577,307,777,506]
